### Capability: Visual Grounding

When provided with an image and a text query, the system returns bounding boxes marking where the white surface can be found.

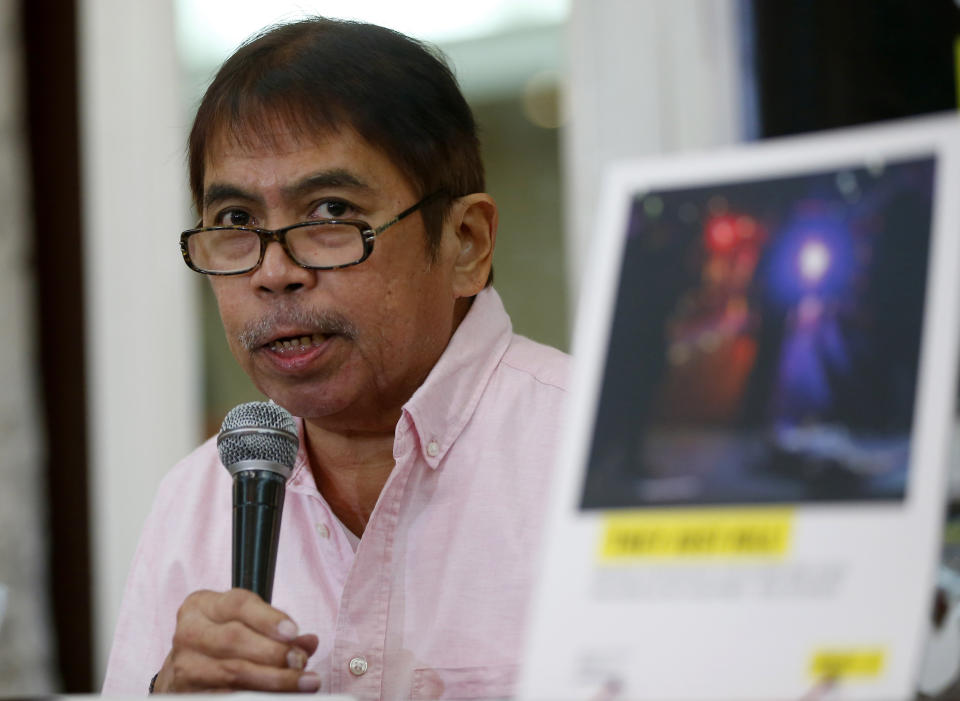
[53,691,355,701]
[562,0,744,306]
[520,114,960,700]
[79,0,202,686]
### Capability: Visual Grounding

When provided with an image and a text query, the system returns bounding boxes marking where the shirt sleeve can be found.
[100,488,183,693]
[101,439,231,694]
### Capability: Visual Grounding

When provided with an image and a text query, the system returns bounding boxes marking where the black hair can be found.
[188,17,485,258]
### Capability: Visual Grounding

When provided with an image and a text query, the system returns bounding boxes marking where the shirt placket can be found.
[328,418,418,698]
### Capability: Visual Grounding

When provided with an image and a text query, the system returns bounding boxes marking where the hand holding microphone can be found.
[152,401,320,693]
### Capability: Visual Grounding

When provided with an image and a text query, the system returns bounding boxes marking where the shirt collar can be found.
[402,287,513,469]
[287,418,313,493]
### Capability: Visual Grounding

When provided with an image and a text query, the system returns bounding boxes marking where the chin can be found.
[261,388,349,421]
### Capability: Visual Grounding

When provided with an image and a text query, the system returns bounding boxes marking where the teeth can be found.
[268,333,328,353]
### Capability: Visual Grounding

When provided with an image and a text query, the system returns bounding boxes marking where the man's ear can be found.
[448,193,497,298]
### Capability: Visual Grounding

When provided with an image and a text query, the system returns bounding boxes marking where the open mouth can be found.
[266,332,330,353]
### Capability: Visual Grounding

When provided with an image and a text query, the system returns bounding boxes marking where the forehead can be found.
[202,124,413,197]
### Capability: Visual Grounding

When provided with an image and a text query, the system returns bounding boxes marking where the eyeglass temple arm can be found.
[372,190,446,235]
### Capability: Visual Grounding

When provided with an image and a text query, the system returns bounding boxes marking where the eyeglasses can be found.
[179,191,443,276]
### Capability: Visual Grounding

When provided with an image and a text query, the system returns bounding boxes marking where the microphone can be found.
[217,401,299,603]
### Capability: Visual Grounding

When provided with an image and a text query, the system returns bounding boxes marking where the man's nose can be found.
[250,240,316,293]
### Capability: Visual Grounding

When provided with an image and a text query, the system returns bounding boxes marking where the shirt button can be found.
[426,440,440,457]
[348,656,368,676]
[315,523,329,538]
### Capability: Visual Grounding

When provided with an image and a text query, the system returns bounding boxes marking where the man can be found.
[102,16,568,699]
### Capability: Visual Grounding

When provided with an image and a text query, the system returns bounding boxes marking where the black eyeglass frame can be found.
[179,190,445,276]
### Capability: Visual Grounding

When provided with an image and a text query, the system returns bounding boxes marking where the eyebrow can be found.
[203,169,375,212]
[203,184,258,212]
[282,169,374,199]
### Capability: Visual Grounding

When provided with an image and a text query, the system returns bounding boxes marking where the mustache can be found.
[236,305,359,351]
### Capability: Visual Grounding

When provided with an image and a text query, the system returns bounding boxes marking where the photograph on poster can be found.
[581,156,935,509]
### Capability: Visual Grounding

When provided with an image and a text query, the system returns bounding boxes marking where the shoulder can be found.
[161,434,225,486]
[472,334,569,438]
[499,334,570,393]
[148,435,232,521]
[129,434,233,588]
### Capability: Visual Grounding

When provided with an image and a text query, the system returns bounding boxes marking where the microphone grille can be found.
[217,401,299,469]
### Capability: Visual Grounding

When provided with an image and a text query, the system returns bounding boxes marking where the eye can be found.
[212,209,255,227]
[311,199,356,220]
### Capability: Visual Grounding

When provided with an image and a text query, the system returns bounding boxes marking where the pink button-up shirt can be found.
[102,288,568,699]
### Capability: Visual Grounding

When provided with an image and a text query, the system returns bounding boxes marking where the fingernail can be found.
[287,648,306,670]
[277,619,298,640]
[298,672,320,692]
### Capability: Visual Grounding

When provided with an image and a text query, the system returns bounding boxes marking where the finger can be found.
[202,588,302,643]
[172,590,315,679]
[177,617,302,669]
[161,648,321,693]
[292,633,320,657]
[284,636,319,671]
[208,656,321,693]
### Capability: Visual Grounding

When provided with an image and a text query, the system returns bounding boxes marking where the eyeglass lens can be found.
[188,222,366,273]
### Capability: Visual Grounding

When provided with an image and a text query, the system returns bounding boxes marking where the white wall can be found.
[78,0,201,685]
[563,0,745,302]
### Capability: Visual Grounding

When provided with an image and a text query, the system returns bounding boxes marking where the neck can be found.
[300,295,476,536]
[302,419,396,537]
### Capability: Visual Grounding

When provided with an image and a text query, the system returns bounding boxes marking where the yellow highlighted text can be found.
[809,648,886,680]
[599,508,793,561]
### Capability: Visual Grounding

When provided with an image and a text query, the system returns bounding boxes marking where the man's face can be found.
[202,127,463,432]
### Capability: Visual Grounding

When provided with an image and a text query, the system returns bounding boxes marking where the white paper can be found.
[55,695,355,701]
[519,114,960,701]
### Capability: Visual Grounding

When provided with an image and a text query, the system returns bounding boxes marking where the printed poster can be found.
[520,115,960,701]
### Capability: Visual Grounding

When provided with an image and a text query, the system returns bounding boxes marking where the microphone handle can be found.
[232,469,286,603]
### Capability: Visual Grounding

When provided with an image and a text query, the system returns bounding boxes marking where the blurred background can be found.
[1,0,959,693]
